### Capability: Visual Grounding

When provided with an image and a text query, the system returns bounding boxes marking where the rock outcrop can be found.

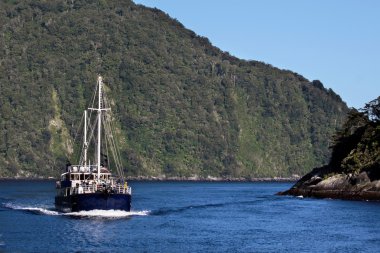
[279,165,380,200]
[279,97,380,201]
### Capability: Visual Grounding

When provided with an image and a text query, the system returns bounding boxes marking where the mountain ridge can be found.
[0,0,348,178]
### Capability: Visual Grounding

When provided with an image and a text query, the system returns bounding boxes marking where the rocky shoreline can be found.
[279,187,380,201]
[278,167,380,201]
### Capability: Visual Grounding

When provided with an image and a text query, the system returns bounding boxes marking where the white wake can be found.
[3,203,60,215]
[66,209,150,218]
[3,202,149,218]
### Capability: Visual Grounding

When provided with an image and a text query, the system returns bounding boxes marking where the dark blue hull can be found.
[55,193,131,212]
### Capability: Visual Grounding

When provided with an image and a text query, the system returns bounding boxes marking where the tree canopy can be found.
[329,97,380,174]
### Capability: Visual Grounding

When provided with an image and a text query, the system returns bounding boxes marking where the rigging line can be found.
[78,136,85,165]
[87,79,98,125]
[113,135,124,177]
[87,115,96,143]
[90,79,98,110]
[84,115,97,165]
[105,113,124,178]
[107,108,124,177]
[108,112,125,178]
[104,113,123,178]
[80,110,89,165]
[103,94,123,172]
[107,130,120,179]
[78,113,90,166]
[101,91,113,165]
[87,117,97,149]
[77,111,90,165]
[100,82,108,170]
[104,115,111,170]
[102,82,125,179]
[72,111,85,145]
[106,135,111,171]
[79,78,98,165]
[113,134,124,178]
[71,111,85,163]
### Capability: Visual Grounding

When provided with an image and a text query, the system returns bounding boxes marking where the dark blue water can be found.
[1,181,380,252]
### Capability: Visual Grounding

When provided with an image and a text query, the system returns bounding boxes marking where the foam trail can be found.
[3,202,150,218]
[3,203,60,216]
[65,209,150,218]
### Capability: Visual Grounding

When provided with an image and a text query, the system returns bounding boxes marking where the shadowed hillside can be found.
[0,0,348,178]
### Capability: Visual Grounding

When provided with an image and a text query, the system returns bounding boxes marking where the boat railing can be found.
[114,184,132,195]
[82,184,97,193]
[68,165,93,173]
[70,183,131,195]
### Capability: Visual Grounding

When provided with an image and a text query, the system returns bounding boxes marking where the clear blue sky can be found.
[133,0,379,109]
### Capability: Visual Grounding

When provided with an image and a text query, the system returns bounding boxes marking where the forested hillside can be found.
[0,0,348,178]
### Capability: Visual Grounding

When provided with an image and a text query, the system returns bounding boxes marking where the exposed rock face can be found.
[279,166,380,201]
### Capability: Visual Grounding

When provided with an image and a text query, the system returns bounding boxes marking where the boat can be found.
[55,75,131,212]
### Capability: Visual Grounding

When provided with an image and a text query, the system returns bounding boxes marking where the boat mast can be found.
[97,75,102,181]
[84,110,88,169]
